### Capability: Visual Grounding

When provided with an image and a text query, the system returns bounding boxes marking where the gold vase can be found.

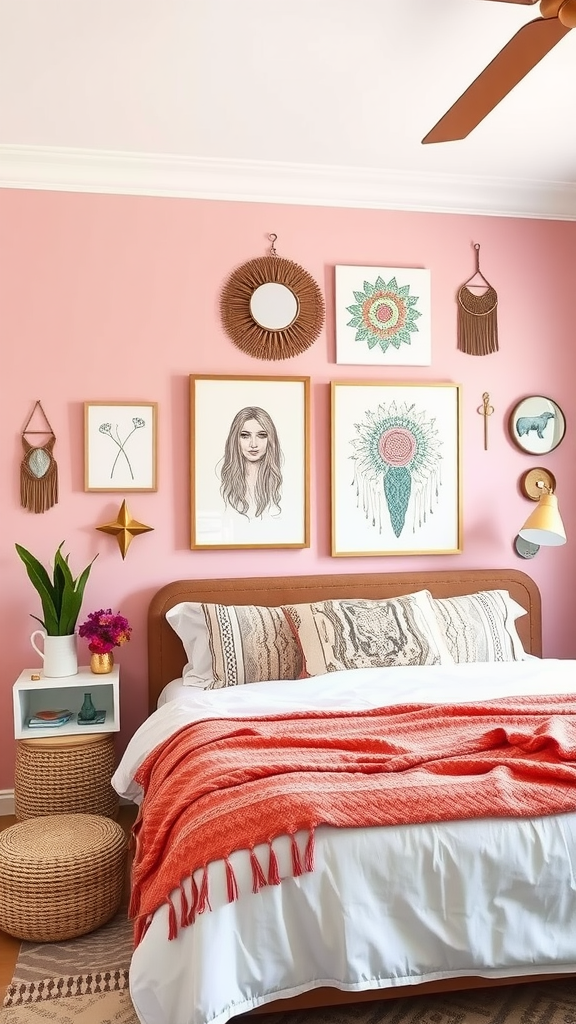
[90,651,114,674]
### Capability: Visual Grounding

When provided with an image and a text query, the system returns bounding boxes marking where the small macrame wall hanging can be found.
[456,242,499,356]
[220,234,325,360]
[20,400,59,513]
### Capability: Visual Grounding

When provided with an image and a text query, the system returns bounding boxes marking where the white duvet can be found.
[112,660,576,1024]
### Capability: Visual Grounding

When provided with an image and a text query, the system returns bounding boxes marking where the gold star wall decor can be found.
[96,500,153,559]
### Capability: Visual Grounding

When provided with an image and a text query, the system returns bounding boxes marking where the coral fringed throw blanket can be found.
[129,694,576,944]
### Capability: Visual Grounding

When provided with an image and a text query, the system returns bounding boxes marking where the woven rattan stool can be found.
[0,813,127,941]
[15,733,119,820]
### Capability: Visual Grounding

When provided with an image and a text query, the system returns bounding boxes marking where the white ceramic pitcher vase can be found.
[30,631,78,678]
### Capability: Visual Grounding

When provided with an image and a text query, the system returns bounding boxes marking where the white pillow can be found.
[165,603,214,687]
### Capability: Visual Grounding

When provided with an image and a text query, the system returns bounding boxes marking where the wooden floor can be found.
[0,805,137,1001]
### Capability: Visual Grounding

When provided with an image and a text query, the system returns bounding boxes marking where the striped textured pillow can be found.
[202,603,303,688]
[431,590,527,663]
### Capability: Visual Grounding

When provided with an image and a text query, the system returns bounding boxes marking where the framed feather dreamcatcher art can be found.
[331,382,462,556]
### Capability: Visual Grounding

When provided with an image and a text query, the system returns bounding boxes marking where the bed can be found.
[112,567,576,1024]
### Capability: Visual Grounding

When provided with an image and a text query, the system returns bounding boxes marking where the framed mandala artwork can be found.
[331,382,462,556]
[335,265,431,366]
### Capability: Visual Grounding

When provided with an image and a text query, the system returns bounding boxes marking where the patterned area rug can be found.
[1,898,139,1023]
[2,902,576,1024]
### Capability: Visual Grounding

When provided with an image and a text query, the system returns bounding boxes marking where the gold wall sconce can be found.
[514,468,566,559]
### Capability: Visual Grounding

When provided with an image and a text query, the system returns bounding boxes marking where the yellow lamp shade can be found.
[518,493,566,547]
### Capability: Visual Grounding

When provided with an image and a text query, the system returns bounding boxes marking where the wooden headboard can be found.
[147,568,542,712]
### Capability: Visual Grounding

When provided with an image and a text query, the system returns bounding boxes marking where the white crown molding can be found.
[1,145,576,221]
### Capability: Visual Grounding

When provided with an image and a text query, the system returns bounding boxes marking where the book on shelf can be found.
[28,709,73,728]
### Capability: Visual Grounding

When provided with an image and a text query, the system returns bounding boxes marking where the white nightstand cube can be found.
[13,665,120,740]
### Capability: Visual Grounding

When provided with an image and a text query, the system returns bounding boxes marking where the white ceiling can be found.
[1,0,576,219]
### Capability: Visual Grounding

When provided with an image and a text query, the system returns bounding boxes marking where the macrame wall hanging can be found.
[457,242,499,356]
[20,400,59,513]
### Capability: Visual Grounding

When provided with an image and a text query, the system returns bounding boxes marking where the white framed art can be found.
[335,265,431,365]
[190,375,310,550]
[331,381,462,556]
[84,402,157,492]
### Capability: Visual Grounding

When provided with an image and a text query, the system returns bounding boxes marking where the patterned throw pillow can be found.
[282,591,454,677]
[166,602,303,688]
[201,603,303,688]
[431,590,527,663]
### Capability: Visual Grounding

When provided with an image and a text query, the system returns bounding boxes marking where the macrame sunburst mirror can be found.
[220,235,325,361]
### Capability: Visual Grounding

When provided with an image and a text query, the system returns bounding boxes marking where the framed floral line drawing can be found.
[84,402,157,492]
[335,265,431,366]
[190,375,310,550]
[331,382,462,556]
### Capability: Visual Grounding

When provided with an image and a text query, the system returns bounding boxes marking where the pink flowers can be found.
[78,609,131,654]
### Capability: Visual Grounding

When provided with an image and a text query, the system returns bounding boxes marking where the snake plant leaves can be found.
[15,541,97,636]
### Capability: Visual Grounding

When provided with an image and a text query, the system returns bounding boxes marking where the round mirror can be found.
[220,255,325,361]
[509,396,566,455]
[249,282,299,330]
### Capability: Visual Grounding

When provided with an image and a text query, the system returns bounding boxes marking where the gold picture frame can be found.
[331,381,462,556]
[190,375,310,549]
[220,255,325,361]
[84,402,158,492]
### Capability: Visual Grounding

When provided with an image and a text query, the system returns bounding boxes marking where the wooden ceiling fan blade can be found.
[422,16,570,144]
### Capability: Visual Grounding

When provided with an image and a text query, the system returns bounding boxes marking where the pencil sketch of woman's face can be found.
[219,405,283,520]
[239,418,269,463]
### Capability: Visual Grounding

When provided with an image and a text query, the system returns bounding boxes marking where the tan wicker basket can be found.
[0,813,127,941]
[15,733,119,820]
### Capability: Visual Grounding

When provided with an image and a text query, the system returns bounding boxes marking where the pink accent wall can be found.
[1,188,575,792]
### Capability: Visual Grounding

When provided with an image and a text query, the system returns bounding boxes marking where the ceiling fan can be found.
[422,0,575,143]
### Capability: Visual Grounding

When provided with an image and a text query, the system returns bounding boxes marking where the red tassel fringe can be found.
[291,834,303,876]
[186,874,199,925]
[268,842,281,885]
[304,829,315,872]
[158,830,316,941]
[179,883,188,927]
[225,858,239,903]
[250,849,267,893]
[197,866,211,914]
[167,895,178,940]
[134,913,153,947]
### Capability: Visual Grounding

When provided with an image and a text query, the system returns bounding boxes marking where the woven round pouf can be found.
[0,813,127,941]
[15,733,119,820]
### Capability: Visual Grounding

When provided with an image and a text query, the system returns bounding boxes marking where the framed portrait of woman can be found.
[190,375,311,549]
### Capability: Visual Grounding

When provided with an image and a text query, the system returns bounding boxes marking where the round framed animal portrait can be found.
[509,396,566,455]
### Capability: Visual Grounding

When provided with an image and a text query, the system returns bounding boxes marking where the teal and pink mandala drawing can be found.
[346,276,422,353]
[349,401,443,538]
